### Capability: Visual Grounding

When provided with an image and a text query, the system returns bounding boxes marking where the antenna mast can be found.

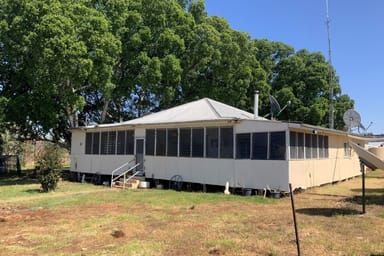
[326,0,334,129]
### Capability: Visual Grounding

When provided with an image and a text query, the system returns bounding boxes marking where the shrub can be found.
[39,169,61,192]
[37,143,63,192]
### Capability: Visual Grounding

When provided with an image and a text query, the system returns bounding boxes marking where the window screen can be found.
[125,130,134,155]
[269,132,286,160]
[297,132,304,159]
[145,129,155,155]
[179,128,191,157]
[311,134,318,159]
[318,135,324,158]
[167,129,178,156]
[220,127,233,159]
[156,129,166,156]
[116,131,125,155]
[85,133,93,154]
[206,127,219,158]
[252,132,268,160]
[290,132,298,159]
[100,132,109,155]
[236,133,251,159]
[324,136,329,158]
[107,131,116,154]
[192,128,204,157]
[305,133,311,159]
[92,132,100,155]
[100,131,116,155]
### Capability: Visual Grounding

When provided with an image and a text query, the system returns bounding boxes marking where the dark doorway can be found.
[135,139,144,172]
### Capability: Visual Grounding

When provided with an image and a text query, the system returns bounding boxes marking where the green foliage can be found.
[0,0,355,146]
[0,130,23,156]
[268,49,354,127]
[0,0,120,144]
[37,143,63,192]
[38,170,61,192]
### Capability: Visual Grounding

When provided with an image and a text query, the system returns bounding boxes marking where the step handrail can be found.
[111,163,141,188]
[111,158,136,178]
[122,168,143,189]
[125,168,142,183]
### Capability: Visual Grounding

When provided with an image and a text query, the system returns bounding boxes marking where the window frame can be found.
[290,132,298,159]
[206,127,219,158]
[156,129,166,156]
[145,129,155,156]
[125,130,134,155]
[191,128,204,158]
[167,128,178,157]
[179,128,191,157]
[220,127,234,159]
[269,131,286,160]
[252,132,268,160]
[85,133,93,154]
[236,133,251,159]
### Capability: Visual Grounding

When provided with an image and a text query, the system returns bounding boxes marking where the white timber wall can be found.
[289,134,365,189]
[70,129,135,175]
[144,120,290,190]
[144,157,289,191]
[71,120,366,191]
[70,120,291,190]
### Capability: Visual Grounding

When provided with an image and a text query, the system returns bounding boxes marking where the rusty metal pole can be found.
[289,183,301,256]
[360,161,366,214]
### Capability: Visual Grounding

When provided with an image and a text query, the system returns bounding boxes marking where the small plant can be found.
[37,143,63,192]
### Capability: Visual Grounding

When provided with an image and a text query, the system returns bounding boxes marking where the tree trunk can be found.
[100,99,110,123]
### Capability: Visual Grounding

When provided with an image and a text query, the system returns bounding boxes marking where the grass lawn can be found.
[1,171,384,256]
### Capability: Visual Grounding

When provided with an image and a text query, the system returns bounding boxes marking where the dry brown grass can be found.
[1,171,384,255]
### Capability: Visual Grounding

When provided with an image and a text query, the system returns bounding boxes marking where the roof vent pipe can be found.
[254,90,259,119]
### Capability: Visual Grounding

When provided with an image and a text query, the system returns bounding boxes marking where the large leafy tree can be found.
[0,0,120,145]
[92,0,268,120]
[87,0,192,121]
[259,47,354,129]
[180,2,269,111]
[0,0,355,148]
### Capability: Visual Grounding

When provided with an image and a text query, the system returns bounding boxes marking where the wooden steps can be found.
[112,177,146,190]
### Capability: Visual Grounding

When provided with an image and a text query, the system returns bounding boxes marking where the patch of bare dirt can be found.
[1,174,384,256]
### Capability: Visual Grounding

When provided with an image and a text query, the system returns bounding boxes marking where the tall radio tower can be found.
[326,0,334,129]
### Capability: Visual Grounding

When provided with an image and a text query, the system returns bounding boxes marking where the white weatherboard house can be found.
[70,97,371,192]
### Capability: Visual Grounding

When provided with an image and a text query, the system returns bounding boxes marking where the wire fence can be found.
[0,155,19,175]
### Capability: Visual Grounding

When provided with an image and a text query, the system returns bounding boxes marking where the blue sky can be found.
[204,0,383,134]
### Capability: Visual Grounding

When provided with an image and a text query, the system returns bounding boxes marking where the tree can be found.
[0,0,120,146]
[89,0,192,121]
[37,143,63,192]
[94,0,269,120]
[0,0,356,147]
[253,39,294,83]
[268,49,354,127]
[180,13,269,112]
[334,94,354,130]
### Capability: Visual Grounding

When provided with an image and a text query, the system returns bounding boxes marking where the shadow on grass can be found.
[350,188,384,194]
[296,207,361,217]
[303,192,348,199]
[0,176,39,186]
[345,195,384,206]
[23,188,41,194]
[365,176,384,179]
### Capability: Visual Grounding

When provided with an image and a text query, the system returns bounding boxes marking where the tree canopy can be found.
[0,0,354,147]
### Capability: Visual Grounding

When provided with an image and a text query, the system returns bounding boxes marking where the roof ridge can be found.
[205,98,222,118]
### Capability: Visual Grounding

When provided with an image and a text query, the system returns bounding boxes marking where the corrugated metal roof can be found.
[94,98,264,128]
[74,97,384,142]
